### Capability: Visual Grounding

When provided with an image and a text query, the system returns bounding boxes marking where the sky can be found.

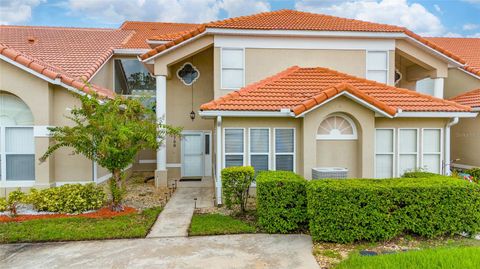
[0,0,479,37]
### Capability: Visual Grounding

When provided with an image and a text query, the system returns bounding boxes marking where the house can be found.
[0,10,477,201]
[422,37,480,168]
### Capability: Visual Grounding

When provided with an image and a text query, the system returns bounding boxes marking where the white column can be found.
[156,75,167,172]
[433,78,444,99]
[216,116,222,205]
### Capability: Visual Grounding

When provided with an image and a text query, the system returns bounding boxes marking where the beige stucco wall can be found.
[0,60,99,196]
[51,86,94,182]
[89,58,114,90]
[444,68,480,99]
[214,47,376,99]
[154,47,215,180]
[452,117,480,167]
[303,96,375,179]
[395,40,448,78]
[1,60,53,190]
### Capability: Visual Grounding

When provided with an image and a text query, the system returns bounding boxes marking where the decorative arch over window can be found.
[177,62,200,86]
[317,114,357,140]
[0,92,34,125]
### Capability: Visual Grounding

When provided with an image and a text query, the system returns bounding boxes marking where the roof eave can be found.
[394,111,477,118]
[199,110,295,118]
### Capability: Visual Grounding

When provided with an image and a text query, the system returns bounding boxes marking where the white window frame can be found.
[397,128,420,177]
[366,50,389,84]
[248,128,271,171]
[220,47,245,90]
[273,128,296,173]
[421,128,443,174]
[316,113,358,140]
[0,125,36,187]
[222,128,246,168]
[374,128,396,178]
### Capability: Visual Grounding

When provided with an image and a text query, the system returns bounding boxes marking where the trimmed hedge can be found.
[307,177,480,243]
[221,166,255,211]
[256,171,307,233]
[27,183,106,214]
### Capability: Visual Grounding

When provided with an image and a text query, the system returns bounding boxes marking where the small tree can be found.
[221,166,255,213]
[40,92,180,211]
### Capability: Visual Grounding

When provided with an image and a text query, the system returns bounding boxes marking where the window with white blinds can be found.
[249,128,270,172]
[422,129,442,174]
[367,51,388,84]
[221,48,244,89]
[375,129,394,178]
[274,128,295,172]
[2,127,35,181]
[398,129,419,176]
[224,128,245,167]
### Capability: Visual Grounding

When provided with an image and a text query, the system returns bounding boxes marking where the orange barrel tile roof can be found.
[119,21,200,48]
[450,88,480,109]
[0,42,114,98]
[0,25,133,81]
[425,37,480,77]
[140,9,465,64]
[200,66,470,116]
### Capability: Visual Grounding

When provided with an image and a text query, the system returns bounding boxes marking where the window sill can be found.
[0,181,36,188]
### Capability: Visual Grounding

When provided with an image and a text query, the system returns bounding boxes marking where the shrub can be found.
[256,171,307,233]
[307,177,480,243]
[0,197,7,212]
[221,166,255,212]
[402,171,440,178]
[7,189,26,215]
[466,168,480,183]
[28,183,106,214]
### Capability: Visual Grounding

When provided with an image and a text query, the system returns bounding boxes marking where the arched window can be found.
[317,114,357,140]
[0,92,34,125]
[0,92,35,182]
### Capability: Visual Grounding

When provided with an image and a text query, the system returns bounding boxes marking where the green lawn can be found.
[189,213,256,236]
[335,246,480,269]
[0,207,161,243]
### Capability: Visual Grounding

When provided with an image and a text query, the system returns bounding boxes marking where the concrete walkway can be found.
[147,187,214,238]
[0,234,319,269]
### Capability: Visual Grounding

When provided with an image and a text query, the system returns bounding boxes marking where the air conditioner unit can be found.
[312,167,348,179]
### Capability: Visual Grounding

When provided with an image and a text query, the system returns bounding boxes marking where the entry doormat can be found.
[180,178,202,182]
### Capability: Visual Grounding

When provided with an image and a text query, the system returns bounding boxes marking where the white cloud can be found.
[468,33,480,38]
[219,0,270,18]
[433,4,442,14]
[463,23,479,31]
[0,0,44,25]
[295,0,446,36]
[65,0,270,25]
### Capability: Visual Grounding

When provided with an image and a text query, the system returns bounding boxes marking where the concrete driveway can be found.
[0,234,319,269]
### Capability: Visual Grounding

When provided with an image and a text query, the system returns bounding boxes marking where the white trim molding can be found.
[200,110,295,118]
[395,111,478,118]
[295,91,395,118]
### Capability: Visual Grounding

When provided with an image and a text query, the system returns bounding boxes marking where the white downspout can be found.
[216,116,222,205]
[444,117,459,175]
[92,161,98,183]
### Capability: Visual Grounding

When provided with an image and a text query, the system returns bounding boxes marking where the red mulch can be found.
[0,207,137,223]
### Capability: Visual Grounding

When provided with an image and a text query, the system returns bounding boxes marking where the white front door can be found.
[181,132,204,178]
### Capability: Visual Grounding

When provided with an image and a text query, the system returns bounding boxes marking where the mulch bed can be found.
[0,207,137,223]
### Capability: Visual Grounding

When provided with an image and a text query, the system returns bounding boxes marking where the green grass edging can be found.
[189,213,256,236]
[0,207,162,243]
[335,246,480,269]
